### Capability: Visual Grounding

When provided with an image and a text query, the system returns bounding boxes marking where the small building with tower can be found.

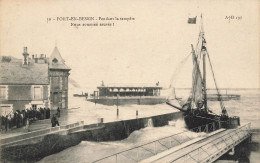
[0,46,71,114]
[31,46,71,110]
[48,47,71,110]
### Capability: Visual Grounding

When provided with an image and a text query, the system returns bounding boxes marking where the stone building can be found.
[0,47,50,114]
[31,46,71,110]
[30,46,71,110]
[0,45,71,115]
[48,47,71,109]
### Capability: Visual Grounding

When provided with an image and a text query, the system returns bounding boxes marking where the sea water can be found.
[40,89,260,163]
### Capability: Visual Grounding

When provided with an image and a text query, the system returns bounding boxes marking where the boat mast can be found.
[201,14,208,112]
[203,48,207,111]
[200,14,228,116]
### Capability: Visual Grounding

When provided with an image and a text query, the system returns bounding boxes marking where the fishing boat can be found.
[166,15,240,130]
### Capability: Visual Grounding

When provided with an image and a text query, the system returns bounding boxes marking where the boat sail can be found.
[166,15,240,130]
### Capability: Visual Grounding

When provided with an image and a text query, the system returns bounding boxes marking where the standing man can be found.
[47,108,50,119]
[57,107,60,117]
[51,115,56,127]
[4,115,8,132]
[51,114,60,127]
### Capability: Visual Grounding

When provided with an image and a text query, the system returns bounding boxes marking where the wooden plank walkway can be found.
[93,123,251,163]
[141,123,251,163]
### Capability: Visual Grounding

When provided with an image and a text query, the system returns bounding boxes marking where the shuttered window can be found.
[32,86,42,100]
[0,86,7,99]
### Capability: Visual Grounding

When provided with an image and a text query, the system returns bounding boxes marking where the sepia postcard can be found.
[0,0,259,162]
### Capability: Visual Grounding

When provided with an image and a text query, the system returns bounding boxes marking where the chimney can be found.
[22,47,29,65]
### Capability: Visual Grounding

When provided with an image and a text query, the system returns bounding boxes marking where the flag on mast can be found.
[188,16,197,24]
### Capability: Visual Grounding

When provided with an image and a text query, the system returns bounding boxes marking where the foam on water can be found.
[39,119,207,163]
[124,125,187,144]
[39,89,260,162]
[144,118,154,128]
[68,89,260,128]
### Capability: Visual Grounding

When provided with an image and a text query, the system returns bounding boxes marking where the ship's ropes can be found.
[206,50,227,116]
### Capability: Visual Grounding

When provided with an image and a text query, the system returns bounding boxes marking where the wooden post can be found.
[94,91,96,105]
[117,94,119,117]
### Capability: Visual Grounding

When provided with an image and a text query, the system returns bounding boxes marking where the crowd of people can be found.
[0,107,51,132]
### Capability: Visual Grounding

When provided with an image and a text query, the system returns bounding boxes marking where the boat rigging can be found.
[166,14,239,129]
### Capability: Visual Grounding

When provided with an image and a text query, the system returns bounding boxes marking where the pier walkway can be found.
[0,121,85,147]
[0,101,176,139]
[94,123,251,163]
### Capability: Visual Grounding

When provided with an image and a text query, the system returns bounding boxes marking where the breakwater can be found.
[0,111,183,162]
[87,96,166,105]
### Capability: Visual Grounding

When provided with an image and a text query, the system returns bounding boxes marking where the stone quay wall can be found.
[0,111,183,162]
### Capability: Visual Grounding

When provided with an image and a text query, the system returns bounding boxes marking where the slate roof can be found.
[49,46,70,70]
[0,61,49,85]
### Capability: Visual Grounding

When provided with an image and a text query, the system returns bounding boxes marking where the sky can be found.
[0,0,259,89]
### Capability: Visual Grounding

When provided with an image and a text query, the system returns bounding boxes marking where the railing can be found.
[93,121,225,163]
[88,96,166,100]
[0,121,85,146]
[173,123,251,163]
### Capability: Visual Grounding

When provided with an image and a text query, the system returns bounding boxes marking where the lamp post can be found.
[117,94,119,117]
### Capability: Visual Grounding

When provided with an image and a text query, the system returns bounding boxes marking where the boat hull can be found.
[184,111,240,131]
[184,112,219,131]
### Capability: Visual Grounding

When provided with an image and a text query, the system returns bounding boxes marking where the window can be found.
[0,104,12,116]
[32,86,42,100]
[60,77,63,90]
[34,87,41,99]
[0,86,7,99]
[52,77,59,89]
[52,58,58,63]
[64,77,67,89]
